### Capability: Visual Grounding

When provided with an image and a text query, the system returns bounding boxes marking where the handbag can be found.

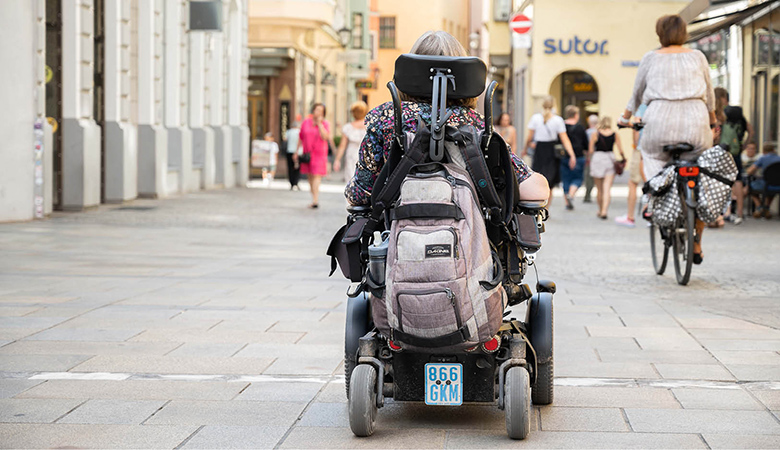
[544,121,567,159]
[299,153,311,164]
[614,158,626,175]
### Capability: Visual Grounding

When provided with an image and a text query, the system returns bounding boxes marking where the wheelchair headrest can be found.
[393,54,487,100]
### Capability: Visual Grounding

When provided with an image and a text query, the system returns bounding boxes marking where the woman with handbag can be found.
[588,116,626,219]
[296,103,335,209]
[522,96,576,206]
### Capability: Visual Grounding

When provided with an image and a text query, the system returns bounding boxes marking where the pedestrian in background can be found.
[616,104,647,227]
[333,101,368,182]
[621,14,716,263]
[588,116,625,219]
[495,113,518,153]
[284,119,301,190]
[583,114,599,203]
[297,103,335,209]
[251,132,279,187]
[715,87,752,225]
[747,142,780,219]
[522,95,576,206]
[561,105,588,210]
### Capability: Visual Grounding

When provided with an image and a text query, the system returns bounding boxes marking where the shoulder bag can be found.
[544,120,567,160]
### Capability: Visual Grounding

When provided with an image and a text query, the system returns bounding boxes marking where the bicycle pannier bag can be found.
[697,145,737,224]
[646,166,680,228]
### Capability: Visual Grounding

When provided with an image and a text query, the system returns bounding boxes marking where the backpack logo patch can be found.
[425,244,452,258]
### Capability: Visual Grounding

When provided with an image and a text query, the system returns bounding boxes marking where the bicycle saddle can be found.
[663,143,694,156]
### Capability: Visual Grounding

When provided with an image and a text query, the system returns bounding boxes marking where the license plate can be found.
[424,363,463,406]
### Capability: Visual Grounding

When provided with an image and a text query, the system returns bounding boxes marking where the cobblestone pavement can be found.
[1,181,779,449]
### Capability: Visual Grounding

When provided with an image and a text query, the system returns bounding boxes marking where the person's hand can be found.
[569,156,576,170]
[618,116,630,126]
[333,160,341,172]
[292,153,299,168]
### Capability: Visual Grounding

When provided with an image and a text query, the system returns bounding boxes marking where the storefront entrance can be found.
[549,70,599,125]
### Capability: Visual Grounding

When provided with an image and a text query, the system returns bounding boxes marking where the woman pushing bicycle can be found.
[620,14,717,264]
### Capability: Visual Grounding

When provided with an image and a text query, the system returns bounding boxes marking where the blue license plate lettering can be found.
[424,363,462,406]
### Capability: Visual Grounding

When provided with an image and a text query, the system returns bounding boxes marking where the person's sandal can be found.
[309,203,319,209]
[693,252,703,265]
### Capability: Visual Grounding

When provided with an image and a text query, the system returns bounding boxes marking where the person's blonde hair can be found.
[541,96,555,123]
[598,116,612,130]
[400,31,477,109]
[350,101,368,121]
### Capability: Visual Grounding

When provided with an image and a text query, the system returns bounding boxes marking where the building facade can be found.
[0,0,250,223]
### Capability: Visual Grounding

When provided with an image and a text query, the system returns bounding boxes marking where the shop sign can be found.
[543,36,608,55]
[355,80,374,89]
[572,82,594,92]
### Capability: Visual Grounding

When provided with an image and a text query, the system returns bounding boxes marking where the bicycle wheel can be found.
[649,222,669,275]
[672,195,695,285]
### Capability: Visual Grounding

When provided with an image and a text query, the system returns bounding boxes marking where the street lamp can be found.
[338,27,351,48]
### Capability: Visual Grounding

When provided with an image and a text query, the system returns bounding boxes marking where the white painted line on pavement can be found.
[17,371,780,391]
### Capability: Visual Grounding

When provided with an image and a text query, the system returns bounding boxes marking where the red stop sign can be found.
[510,13,532,35]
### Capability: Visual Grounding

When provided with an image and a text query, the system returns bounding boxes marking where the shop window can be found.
[380,17,396,49]
[771,75,779,144]
[754,30,780,66]
[352,13,363,49]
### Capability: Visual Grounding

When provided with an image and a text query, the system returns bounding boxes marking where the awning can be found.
[688,2,773,42]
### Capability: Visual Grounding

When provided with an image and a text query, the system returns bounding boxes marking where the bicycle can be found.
[619,122,700,286]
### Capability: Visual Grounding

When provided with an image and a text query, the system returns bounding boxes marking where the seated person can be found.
[345,31,549,206]
[747,142,780,218]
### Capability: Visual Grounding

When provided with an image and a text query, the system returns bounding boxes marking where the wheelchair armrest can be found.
[347,205,372,216]
[517,200,548,212]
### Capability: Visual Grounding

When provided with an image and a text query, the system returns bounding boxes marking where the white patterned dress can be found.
[626,50,715,180]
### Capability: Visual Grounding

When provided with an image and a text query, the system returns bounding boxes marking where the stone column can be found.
[228,0,249,186]
[164,0,192,194]
[190,32,215,189]
[61,0,101,210]
[137,0,167,198]
[103,0,138,202]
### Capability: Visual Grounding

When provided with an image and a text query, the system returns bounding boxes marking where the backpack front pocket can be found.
[395,279,468,340]
[393,226,465,282]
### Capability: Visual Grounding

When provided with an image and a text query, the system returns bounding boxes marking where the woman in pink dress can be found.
[295,103,334,208]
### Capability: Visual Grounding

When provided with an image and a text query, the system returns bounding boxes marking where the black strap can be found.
[479,250,505,290]
[699,167,735,187]
[449,127,504,222]
[390,203,464,221]
[392,326,471,348]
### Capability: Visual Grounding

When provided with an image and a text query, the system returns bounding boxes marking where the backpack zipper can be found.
[396,287,462,332]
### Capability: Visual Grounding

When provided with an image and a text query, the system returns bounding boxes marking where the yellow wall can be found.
[525,0,689,145]
[363,0,470,109]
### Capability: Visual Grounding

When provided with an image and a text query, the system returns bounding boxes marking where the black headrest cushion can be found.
[393,54,487,100]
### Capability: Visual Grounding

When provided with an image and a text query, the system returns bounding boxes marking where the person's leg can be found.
[734,180,744,219]
[310,175,321,206]
[583,162,593,202]
[626,179,638,221]
[286,153,296,188]
[561,161,572,209]
[694,219,705,257]
[594,177,603,214]
[600,174,615,217]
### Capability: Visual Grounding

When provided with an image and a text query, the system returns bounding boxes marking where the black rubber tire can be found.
[528,293,554,406]
[344,354,356,400]
[348,364,377,437]
[650,222,669,275]
[344,294,370,399]
[532,359,554,406]
[505,367,531,440]
[672,197,695,286]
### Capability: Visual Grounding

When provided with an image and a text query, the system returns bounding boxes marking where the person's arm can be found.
[624,52,651,121]
[747,159,760,177]
[345,110,383,205]
[333,126,349,172]
[522,129,535,158]
[746,122,755,146]
[588,131,597,157]
[508,126,517,151]
[509,153,549,201]
[558,131,577,169]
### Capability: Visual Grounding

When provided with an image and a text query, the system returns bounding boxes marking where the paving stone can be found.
[703,434,780,449]
[0,317,68,329]
[145,400,307,426]
[181,425,289,449]
[556,361,658,379]
[539,407,628,432]
[0,340,180,356]
[711,350,780,365]
[24,327,144,342]
[17,380,249,401]
[314,381,348,403]
[0,423,198,449]
[0,307,41,317]
[166,342,246,358]
[749,389,780,411]
[0,354,92,372]
[444,430,707,449]
[57,399,166,424]
[279,426,447,449]
[553,386,680,409]
[0,380,44,399]
[596,348,716,364]
[687,328,780,340]
[235,381,324,402]
[672,388,764,410]
[70,355,276,375]
[0,398,84,423]
[625,408,780,434]
[298,402,348,427]
[678,317,767,330]
[376,401,534,431]
[654,364,736,381]
[726,364,780,381]
[633,335,706,351]
[699,339,780,352]
[130,327,303,345]
[619,314,681,328]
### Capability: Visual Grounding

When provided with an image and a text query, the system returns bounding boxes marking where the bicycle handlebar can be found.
[617,121,645,131]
